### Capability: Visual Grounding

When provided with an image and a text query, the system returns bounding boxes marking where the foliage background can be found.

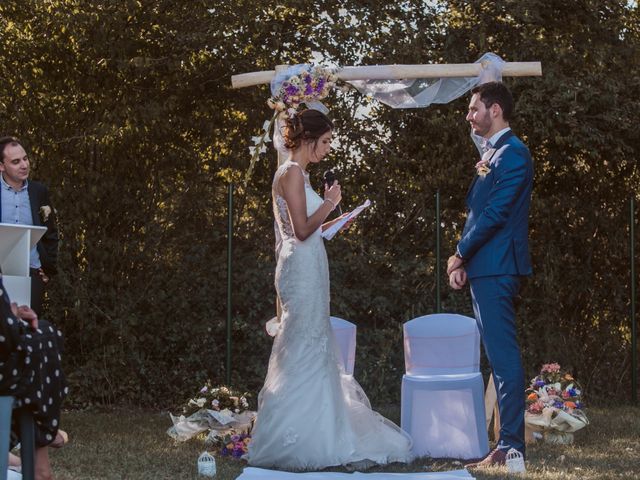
[0,0,638,408]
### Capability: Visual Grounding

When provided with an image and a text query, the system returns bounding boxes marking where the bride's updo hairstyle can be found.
[282,109,334,150]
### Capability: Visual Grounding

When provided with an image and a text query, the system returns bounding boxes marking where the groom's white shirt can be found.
[487,127,511,152]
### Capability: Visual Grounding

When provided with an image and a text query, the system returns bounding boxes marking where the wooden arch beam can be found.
[231,62,542,89]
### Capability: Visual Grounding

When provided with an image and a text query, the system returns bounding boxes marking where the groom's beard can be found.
[470,111,492,137]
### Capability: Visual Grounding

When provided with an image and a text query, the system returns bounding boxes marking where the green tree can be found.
[0,0,637,407]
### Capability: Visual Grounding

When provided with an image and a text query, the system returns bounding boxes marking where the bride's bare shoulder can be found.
[276,162,304,184]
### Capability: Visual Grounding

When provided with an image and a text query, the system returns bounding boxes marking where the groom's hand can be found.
[449,268,467,290]
[447,255,463,275]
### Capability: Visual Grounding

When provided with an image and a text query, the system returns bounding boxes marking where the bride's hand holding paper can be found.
[338,212,356,232]
[322,211,352,232]
[321,199,371,240]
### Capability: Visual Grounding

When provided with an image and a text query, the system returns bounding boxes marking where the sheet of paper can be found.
[321,199,371,240]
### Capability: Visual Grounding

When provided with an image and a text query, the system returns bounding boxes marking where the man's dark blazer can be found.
[0,180,59,276]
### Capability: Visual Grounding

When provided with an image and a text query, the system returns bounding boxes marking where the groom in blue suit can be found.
[447,82,533,467]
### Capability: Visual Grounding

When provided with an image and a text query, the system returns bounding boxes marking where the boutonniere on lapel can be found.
[40,205,52,223]
[475,159,491,177]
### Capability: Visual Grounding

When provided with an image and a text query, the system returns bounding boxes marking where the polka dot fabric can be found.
[0,276,67,448]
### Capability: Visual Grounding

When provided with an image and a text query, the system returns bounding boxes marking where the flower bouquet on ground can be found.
[213,432,252,459]
[525,363,588,444]
[167,382,255,456]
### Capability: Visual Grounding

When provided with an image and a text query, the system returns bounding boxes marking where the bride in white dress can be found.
[247,109,413,470]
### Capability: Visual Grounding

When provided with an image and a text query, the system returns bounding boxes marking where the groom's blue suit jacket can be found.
[458,130,533,279]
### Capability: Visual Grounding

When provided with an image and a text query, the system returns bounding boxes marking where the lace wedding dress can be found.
[247,161,413,470]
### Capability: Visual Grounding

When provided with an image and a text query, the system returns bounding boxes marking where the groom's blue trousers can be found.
[469,275,525,455]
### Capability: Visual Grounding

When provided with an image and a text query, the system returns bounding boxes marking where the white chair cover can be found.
[404,314,480,375]
[401,314,488,460]
[330,316,356,376]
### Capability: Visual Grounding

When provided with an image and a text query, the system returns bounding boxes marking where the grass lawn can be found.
[44,405,639,479]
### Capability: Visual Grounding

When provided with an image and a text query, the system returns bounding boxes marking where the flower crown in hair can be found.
[244,64,338,187]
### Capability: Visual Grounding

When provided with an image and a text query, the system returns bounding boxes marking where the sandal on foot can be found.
[50,429,69,448]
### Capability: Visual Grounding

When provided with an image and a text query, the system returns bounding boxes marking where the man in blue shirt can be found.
[0,136,59,317]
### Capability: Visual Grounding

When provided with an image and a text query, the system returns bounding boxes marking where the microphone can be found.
[323,169,342,215]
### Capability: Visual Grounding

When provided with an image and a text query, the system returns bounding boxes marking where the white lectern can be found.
[0,223,47,306]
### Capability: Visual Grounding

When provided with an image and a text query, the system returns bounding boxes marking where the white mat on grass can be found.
[237,467,475,480]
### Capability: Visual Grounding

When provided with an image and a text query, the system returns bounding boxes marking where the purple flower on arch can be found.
[286,84,299,96]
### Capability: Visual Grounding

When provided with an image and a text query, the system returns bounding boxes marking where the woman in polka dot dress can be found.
[0,273,68,480]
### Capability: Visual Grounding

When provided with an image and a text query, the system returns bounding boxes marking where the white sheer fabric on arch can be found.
[347,52,505,156]
[247,161,412,470]
[346,53,504,109]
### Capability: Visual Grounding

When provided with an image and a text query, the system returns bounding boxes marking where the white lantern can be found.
[506,448,526,474]
[197,451,217,477]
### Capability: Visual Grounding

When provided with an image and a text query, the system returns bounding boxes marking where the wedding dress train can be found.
[247,161,412,470]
